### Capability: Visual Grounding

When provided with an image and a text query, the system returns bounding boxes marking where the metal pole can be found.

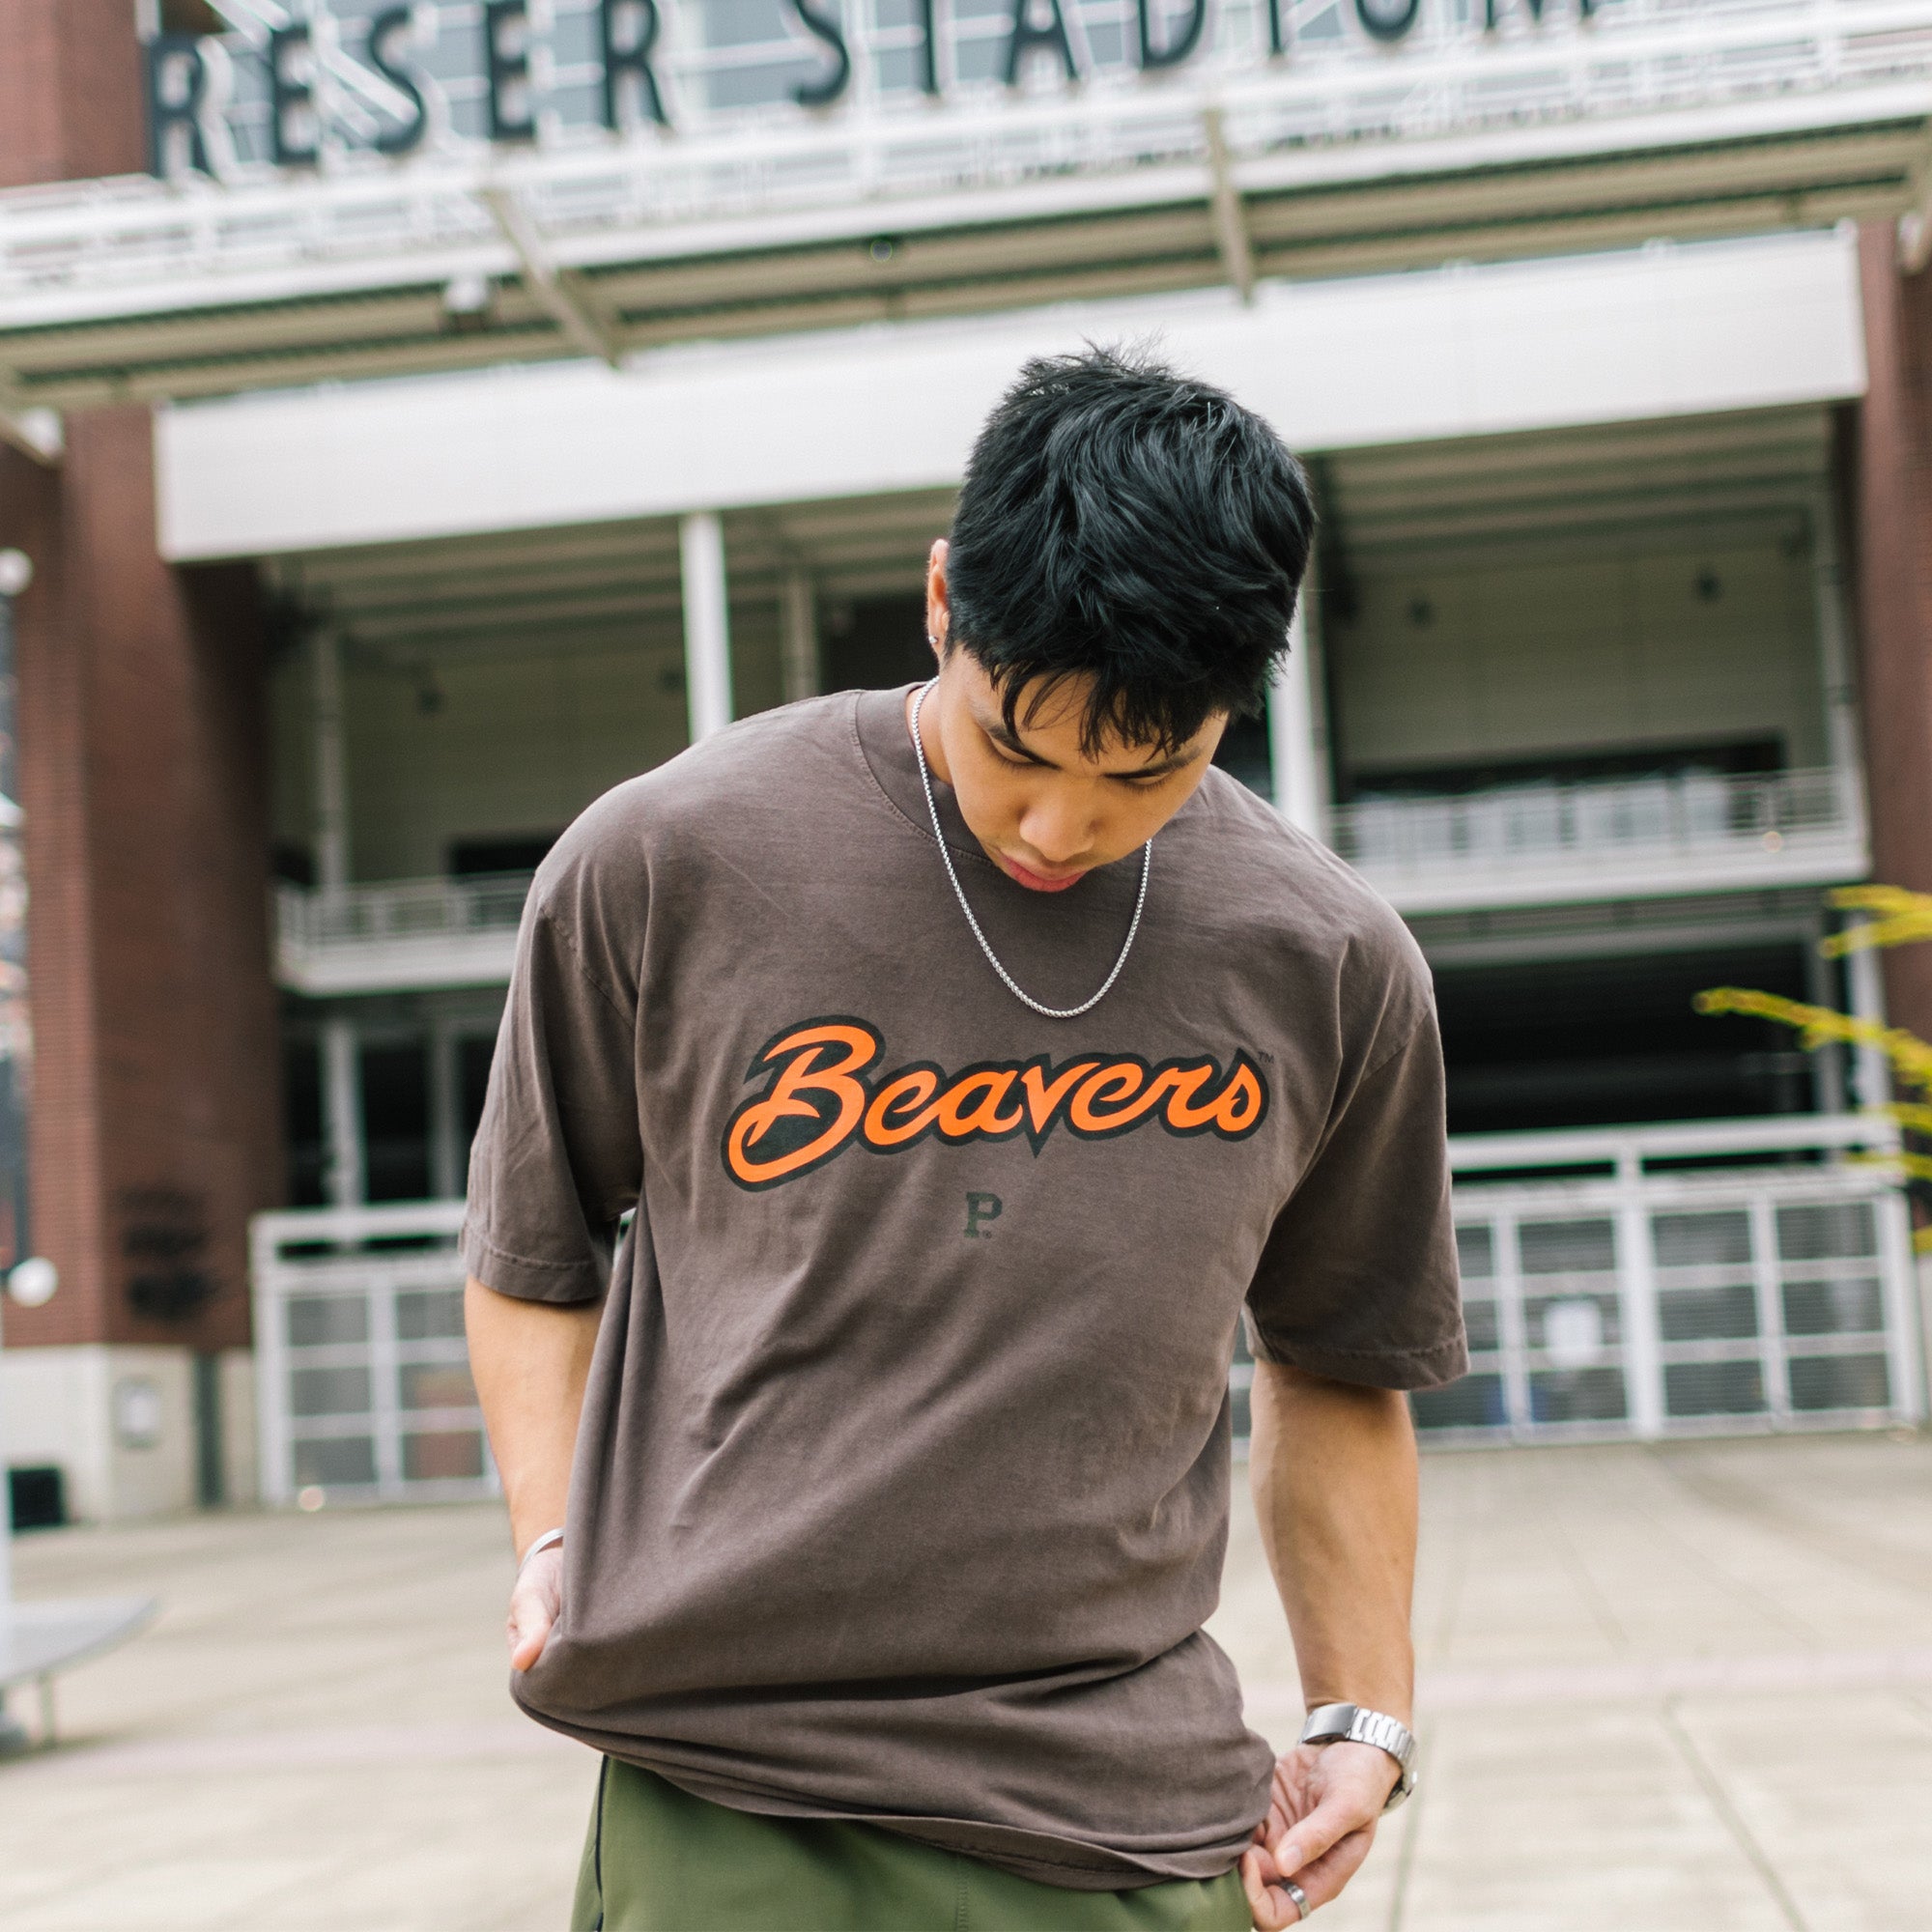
[428,1016,461,1201]
[1267,595,1322,836]
[311,630,351,896]
[680,512,734,745]
[781,569,819,706]
[322,1017,364,1209]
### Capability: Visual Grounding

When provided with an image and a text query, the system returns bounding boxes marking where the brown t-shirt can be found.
[462,685,1465,1889]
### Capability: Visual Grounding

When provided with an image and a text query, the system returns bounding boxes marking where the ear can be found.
[924,539,951,667]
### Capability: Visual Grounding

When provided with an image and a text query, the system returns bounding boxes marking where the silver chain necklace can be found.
[908,678,1151,1021]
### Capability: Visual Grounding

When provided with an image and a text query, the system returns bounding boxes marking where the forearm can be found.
[465,1275,603,1557]
[1249,1359,1418,1722]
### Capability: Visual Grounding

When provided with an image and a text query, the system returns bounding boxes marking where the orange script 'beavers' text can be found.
[724,1017,1269,1189]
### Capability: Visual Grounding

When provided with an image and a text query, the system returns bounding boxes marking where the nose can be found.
[1017,791,1095,867]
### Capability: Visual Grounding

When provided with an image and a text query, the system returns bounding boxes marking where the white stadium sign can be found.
[0,0,1929,407]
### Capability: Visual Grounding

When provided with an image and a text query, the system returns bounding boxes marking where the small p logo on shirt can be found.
[964,1192,1004,1239]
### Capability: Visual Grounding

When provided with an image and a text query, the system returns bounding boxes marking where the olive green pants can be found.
[572,1759,1252,1932]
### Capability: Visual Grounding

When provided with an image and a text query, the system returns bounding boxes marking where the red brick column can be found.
[1855,225,1932,1048]
[0,0,283,1357]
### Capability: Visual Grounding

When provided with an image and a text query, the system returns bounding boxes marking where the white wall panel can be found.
[1333,532,1823,780]
[157,229,1865,561]
[273,605,785,883]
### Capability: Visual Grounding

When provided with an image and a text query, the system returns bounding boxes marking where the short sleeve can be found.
[1244,1006,1467,1389]
[461,901,641,1305]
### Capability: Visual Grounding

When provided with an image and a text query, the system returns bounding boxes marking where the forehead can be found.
[973,668,1208,763]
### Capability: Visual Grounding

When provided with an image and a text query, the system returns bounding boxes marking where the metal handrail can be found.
[1331,765,1859,879]
[275,871,535,954]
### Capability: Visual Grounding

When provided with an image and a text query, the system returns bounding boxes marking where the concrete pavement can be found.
[1,1431,1927,1931]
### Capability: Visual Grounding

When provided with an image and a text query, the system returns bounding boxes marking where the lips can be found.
[998,852,1089,893]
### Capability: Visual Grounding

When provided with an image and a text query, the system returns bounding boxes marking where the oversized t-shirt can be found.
[461,684,1465,1889]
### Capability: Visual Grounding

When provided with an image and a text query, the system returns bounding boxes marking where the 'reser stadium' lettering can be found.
[724,1017,1268,1190]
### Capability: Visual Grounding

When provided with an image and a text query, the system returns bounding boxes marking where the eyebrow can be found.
[982,712,1203,780]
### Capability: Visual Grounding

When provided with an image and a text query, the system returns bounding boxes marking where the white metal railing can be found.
[1332,766,1867,911]
[1421,1113,1926,1442]
[252,1116,1927,1505]
[5,0,1932,327]
[274,871,533,994]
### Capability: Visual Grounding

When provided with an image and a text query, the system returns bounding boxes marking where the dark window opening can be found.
[362,1041,430,1203]
[1348,737,1784,805]
[449,835,559,877]
[271,839,316,889]
[461,1036,497,1153]
[1435,943,1831,1138]
[822,593,929,694]
[1212,713,1272,800]
[283,1037,326,1208]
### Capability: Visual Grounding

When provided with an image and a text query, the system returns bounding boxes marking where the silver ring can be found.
[1283,1878,1311,1920]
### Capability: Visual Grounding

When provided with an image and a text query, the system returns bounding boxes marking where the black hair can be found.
[945,343,1315,755]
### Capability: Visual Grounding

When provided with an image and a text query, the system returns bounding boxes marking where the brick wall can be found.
[1856,226,1932,1049]
[0,1,284,1353]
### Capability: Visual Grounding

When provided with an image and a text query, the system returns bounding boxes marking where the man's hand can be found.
[1239,1742,1400,1928]
[507,1544,564,1672]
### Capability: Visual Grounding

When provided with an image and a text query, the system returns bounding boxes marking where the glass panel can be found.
[1519,1219,1615,1275]
[1527,1367,1627,1423]
[1653,1210,1751,1268]
[399,1363,477,1410]
[1657,1284,1758,1342]
[1411,1375,1508,1431]
[1462,1297,1501,1354]
[1663,1359,1766,1416]
[1525,1291,1621,1353]
[1782,1278,1885,1337]
[1455,1224,1495,1278]
[1776,1202,1876,1262]
[290,1365,372,1417]
[293,1436,376,1487]
[396,1289,466,1341]
[286,1294,368,1348]
[403,1431,485,1482]
[1788,1354,1890,1411]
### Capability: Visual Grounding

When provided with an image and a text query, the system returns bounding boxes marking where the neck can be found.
[906,679,952,788]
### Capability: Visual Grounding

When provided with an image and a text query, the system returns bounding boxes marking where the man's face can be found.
[917,541,1228,893]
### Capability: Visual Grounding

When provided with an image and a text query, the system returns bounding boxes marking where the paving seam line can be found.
[1660,1698,1808,1932]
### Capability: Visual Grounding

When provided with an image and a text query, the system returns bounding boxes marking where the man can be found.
[463,347,1465,1931]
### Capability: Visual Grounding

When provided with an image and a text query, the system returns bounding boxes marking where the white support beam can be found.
[310,630,350,895]
[781,570,820,705]
[321,1016,365,1209]
[1809,489,1868,851]
[1203,108,1255,306]
[428,1016,462,1202]
[480,186,624,370]
[680,511,734,744]
[1267,599,1321,836]
[1846,919,1891,1114]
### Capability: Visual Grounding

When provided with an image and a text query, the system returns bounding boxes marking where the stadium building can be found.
[4,0,1932,1519]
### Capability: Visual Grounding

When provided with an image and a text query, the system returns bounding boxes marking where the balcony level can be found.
[276,875,531,998]
[272,757,1872,996]
[1335,764,1866,916]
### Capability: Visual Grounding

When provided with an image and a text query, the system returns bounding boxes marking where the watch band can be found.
[1298,1702,1417,1811]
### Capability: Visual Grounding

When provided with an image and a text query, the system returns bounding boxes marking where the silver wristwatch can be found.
[1298,1703,1417,1811]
